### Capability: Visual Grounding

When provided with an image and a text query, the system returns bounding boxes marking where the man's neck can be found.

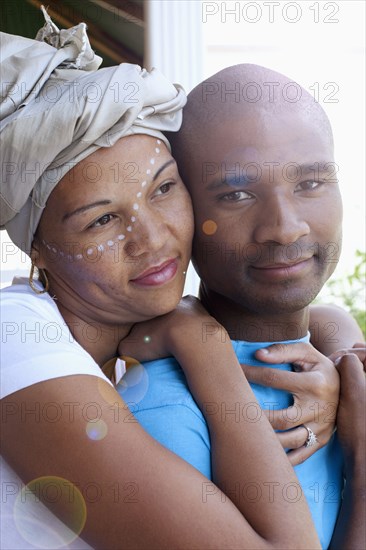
[199,285,309,343]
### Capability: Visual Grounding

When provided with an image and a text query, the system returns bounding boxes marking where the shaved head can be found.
[170,64,333,185]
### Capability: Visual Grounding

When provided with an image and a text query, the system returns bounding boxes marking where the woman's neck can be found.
[56,302,132,367]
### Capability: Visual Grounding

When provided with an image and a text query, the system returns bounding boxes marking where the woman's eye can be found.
[156,181,174,195]
[90,214,114,228]
[221,190,251,202]
[295,180,322,191]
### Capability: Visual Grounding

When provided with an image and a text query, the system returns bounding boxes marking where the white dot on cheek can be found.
[157,140,161,145]
[131,216,136,222]
[117,234,125,241]
[146,169,151,175]
[155,148,160,154]
[150,158,155,165]
[107,240,114,247]
[133,203,139,211]
[97,244,104,251]
[87,248,93,255]
[76,254,82,260]
[127,226,132,232]
[141,181,146,188]
[136,192,142,198]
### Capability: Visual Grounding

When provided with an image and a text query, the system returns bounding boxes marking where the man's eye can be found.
[221,191,251,202]
[90,214,114,227]
[295,180,322,191]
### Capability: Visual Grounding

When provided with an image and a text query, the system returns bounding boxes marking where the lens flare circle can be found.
[86,419,108,441]
[202,219,217,235]
[117,356,149,404]
[13,476,87,549]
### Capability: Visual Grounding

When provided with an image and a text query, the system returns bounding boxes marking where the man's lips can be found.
[130,258,179,286]
[249,257,314,281]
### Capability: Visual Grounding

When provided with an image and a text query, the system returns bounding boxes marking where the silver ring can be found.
[303,425,318,447]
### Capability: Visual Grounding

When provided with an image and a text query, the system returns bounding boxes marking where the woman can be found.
[0,12,363,550]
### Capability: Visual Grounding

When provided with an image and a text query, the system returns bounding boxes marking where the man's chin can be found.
[240,287,321,317]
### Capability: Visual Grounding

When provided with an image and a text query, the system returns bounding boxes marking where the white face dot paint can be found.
[42,141,171,262]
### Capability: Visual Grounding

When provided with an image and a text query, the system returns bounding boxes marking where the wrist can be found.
[168,315,229,354]
[343,448,366,478]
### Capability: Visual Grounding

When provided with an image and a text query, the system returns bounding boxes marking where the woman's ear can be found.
[30,237,45,269]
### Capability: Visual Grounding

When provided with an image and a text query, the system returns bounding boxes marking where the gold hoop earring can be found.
[29,262,49,294]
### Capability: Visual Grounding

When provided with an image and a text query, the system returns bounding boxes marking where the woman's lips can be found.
[249,257,314,281]
[130,259,178,286]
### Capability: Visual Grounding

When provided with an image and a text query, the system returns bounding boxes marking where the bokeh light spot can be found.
[13,476,87,549]
[86,419,108,441]
[117,356,149,404]
[143,335,151,343]
[202,220,217,235]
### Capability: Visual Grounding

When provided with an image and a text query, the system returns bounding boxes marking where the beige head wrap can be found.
[0,8,186,254]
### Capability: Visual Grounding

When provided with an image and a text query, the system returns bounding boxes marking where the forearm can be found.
[329,353,366,550]
[309,304,364,355]
[170,325,320,549]
[329,461,366,550]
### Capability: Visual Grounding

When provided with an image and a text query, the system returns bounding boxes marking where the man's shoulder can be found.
[119,356,203,416]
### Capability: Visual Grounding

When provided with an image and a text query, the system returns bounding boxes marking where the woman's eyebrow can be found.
[62,200,112,222]
[62,161,175,222]
[152,160,175,181]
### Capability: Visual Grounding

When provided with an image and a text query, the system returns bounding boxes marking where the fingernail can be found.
[260,347,270,355]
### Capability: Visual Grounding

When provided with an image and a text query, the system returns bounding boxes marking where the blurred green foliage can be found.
[319,250,366,338]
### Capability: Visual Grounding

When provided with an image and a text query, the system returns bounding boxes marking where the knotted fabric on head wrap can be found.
[0,7,186,254]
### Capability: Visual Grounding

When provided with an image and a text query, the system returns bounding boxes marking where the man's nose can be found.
[253,194,310,245]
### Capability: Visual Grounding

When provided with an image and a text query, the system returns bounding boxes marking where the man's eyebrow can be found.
[62,200,112,222]
[206,161,335,190]
[299,162,334,175]
[206,175,250,191]
[153,159,175,181]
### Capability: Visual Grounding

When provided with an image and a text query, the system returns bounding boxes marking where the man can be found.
[120,64,365,549]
